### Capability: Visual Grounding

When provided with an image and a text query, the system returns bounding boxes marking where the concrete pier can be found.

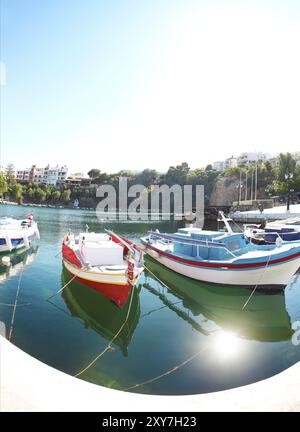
[0,336,299,412]
[232,203,300,223]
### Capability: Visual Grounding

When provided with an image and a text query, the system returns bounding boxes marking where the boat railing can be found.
[148,232,238,258]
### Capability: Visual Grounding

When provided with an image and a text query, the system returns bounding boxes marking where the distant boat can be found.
[62,229,144,307]
[244,217,300,245]
[0,215,40,254]
[61,268,141,356]
[140,225,300,289]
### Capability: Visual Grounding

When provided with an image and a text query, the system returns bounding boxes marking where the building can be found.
[212,161,225,172]
[65,174,92,188]
[237,152,271,166]
[292,152,300,167]
[224,156,238,170]
[16,164,68,186]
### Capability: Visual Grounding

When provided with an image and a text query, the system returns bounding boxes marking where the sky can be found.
[0,0,300,175]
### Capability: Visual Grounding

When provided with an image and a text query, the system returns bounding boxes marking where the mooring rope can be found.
[8,266,25,342]
[0,302,32,307]
[46,266,86,301]
[140,300,183,319]
[242,251,273,311]
[122,345,208,392]
[54,249,62,258]
[74,283,136,378]
[143,263,173,292]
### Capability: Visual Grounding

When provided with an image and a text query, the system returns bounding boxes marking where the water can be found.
[0,204,300,395]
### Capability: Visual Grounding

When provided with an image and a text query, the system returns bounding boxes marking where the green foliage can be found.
[0,174,8,197]
[87,169,101,179]
[3,153,298,208]
[61,189,71,203]
[165,162,190,185]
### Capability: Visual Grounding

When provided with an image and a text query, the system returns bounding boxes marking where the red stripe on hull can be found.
[146,243,300,269]
[62,239,82,268]
[64,265,132,307]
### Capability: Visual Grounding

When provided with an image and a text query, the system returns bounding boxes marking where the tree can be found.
[136,169,160,187]
[278,153,297,183]
[52,190,61,203]
[61,189,71,204]
[0,174,8,197]
[165,162,190,185]
[87,169,101,179]
[11,183,23,202]
[35,187,47,202]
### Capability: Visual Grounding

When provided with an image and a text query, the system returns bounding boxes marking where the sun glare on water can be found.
[213,331,241,360]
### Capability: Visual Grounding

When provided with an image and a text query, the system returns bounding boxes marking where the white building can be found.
[237,152,271,166]
[224,156,238,169]
[292,152,300,167]
[212,161,225,171]
[16,165,68,186]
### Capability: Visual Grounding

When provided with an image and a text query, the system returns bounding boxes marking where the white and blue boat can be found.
[0,215,40,254]
[140,226,300,289]
[245,217,300,245]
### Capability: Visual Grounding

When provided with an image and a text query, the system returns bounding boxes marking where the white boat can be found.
[0,215,40,254]
[62,229,144,307]
[244,217,300,245]
[140,226,300,289]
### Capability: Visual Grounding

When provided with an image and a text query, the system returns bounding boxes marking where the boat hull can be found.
[142,242,300,288]
[63,259,132,307]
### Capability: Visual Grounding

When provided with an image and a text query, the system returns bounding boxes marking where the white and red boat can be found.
[62,229,144,307]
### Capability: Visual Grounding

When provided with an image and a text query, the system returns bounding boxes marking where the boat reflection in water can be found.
[61,268,141,356]
[143,256,293,343]
[0,247,38,284]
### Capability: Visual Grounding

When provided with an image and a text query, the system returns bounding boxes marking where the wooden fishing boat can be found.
[140,227,300,289]
[62,229,144,307]
[0,215,40,254]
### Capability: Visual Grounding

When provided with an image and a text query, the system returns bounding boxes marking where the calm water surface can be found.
[0,204,300,395]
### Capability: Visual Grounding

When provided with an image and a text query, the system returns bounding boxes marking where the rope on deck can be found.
[74,283,136,378]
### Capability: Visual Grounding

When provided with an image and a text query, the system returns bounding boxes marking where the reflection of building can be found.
[16,165,68,186]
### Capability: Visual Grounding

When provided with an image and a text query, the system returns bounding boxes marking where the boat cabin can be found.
[151,228,249,261]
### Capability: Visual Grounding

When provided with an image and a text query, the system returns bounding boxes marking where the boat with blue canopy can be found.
[140,225,300,289]
[244,217,300,245]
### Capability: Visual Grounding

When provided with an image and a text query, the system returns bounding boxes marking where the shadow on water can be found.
[143,255,293,343]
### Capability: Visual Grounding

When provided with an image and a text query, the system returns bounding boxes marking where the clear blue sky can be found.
[1,0,300,174]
